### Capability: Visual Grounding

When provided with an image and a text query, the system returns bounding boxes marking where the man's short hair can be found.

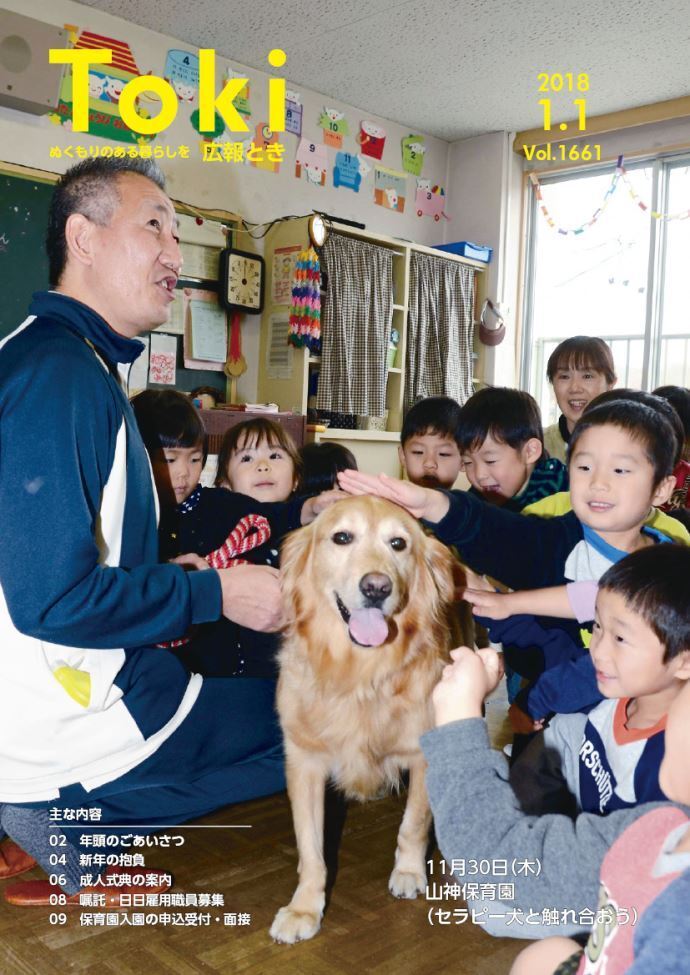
[46,157,166,286]
[456,386,543,453]
[598,545,690,662]
[568,398,677,484]
[401,396,463,448]
[546,336,617,385]
[584,389,684,467]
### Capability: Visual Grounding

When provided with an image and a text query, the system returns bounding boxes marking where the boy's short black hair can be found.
[568,398,676,484]
[599,545,690,662]
[130,389,208,464]
[299,442,358,494]
[584,389,684,467]
[456,386,543,453]
[546,336,617,385]
[653,386,690,441]
[46,157,166,287]
[400,396,463,448]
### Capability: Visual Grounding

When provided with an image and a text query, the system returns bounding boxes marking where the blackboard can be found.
[0,171,53,338]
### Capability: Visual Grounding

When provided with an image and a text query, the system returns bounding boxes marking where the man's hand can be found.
[300,490,346,525]
[508,702,545,734]
[336,470,450,522]
[431,646,503,727]
[217,564,285,632]
[171,553,209,571]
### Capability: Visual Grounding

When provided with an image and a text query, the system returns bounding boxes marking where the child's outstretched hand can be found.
[432,646,503,727]
[463,588,516,620]
[337,469,450,522]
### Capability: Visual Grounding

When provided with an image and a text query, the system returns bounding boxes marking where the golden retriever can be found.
[270,495,456,944]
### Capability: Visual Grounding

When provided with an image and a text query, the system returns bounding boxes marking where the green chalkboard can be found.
[0,171,54,339]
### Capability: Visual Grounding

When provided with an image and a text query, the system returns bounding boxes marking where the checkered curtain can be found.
[405,252,475,411]
[316,233,392,416]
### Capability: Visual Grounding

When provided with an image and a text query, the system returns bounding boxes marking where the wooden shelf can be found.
[315,428,401,442]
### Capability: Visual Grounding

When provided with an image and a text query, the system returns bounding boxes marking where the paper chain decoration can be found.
[530,156,623,235]
[532,154,690,235]
[288,246,321,352]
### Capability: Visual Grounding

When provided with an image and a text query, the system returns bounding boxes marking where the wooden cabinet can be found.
[257,218,485,475]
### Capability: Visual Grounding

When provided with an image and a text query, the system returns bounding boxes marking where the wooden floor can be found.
[0,699,524,975]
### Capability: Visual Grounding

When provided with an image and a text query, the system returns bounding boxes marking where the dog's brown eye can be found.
[390,537,407,551]
[332,531,353,545]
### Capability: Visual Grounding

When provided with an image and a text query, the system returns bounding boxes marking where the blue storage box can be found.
[434,240,492,263]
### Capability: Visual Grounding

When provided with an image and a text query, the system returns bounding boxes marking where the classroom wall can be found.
[445,131,524,387]
[0,0,454,401]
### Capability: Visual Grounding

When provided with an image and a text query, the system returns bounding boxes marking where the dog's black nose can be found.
[359,573,392,606]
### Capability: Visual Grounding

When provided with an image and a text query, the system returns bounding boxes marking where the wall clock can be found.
[219,248,265,314]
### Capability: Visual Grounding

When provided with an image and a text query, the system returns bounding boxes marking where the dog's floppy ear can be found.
[423,535,456,607]
[280,523,315,622]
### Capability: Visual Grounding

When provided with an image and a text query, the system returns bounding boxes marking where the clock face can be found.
[220,248,265,313]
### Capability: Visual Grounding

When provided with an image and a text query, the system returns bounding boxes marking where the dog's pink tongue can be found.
[348,608,389,647]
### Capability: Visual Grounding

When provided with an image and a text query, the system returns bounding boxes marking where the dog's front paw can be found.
[388,865,426,899]
[270,905,322,944]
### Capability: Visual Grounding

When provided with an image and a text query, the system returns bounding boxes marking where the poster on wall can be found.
[224,68,252,118]
[285,89,303,135]
[414,179,449,221]
[374,166,407,212]
[295,139,328,186]
[148,331,177,385]
[318,107,350,148]
[333,151,367,191]
[272,245,301,303]
[358,120,386,159]
[48,28,155,144]
[251,123,282,173]
[401,134,426,176]
[163,49,199,103]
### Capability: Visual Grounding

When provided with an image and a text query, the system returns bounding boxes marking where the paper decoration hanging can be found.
[224,68,251,118]
[401,135,426,176]
[358,121,386,159]
[48,28,155,144]
[285,90,303,136]
[149,332,177,385]
[619,162,690,221]
[272,245,301,303]
[295,139,328,186]
[288,247,321,353]
[318,107,350,149]
[190,108,225,140]
[529,157,623,235]
[374,166,407,213]
[251,123,281,173]
[414,179,449,221]
[164,49,198,103]
[333,152,365,192]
